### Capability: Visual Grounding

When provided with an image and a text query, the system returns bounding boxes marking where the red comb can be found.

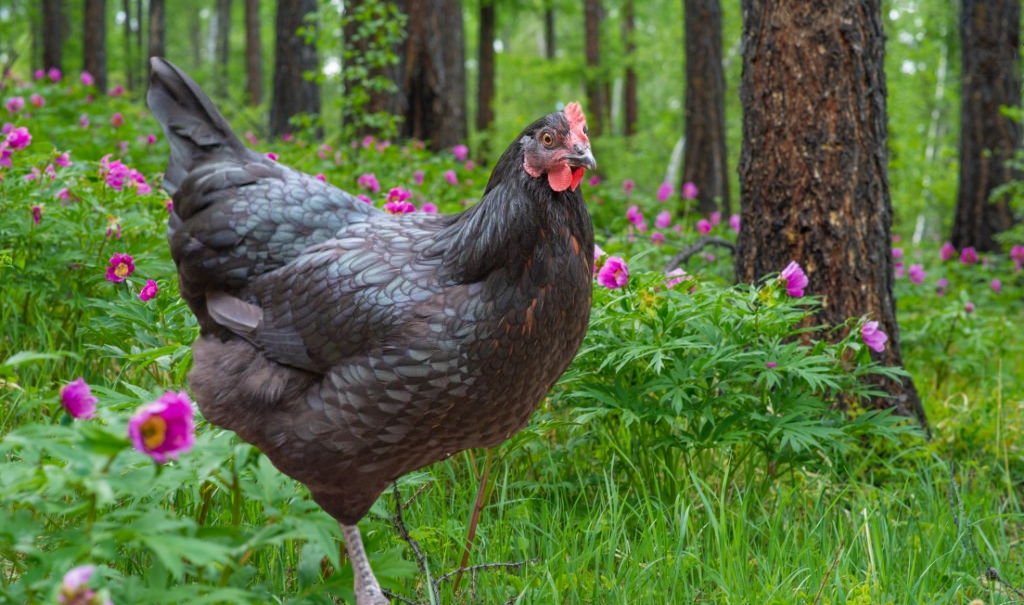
[564,102,587,133]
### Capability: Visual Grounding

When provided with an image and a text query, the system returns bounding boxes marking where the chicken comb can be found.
[564,102,587,135]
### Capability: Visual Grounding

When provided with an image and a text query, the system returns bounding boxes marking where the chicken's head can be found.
[521,102,597,192]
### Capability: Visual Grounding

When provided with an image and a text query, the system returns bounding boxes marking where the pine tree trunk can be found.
[544,6,555,59]
[583,0,604,136]
[245,0,262,105]
[216,0,232,98]
[190,1,202,69]
[148,0,165,78]
[83,0,108,92]
[123,0,134,90]
[735,0,927,429]
[42,0,64,71]
[271,0,321,137]
[476,1,495,135]
[135,0,144,84]
[682,0,728,216]
[951,0,1021,252]
[622,0,637,136]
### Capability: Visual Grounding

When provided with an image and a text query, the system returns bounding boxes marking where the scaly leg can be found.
[340,523,390,605]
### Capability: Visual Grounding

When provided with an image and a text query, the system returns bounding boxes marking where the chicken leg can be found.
[340,524,390,605]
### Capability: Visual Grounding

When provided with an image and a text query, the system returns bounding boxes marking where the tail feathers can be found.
[146,57,253,195]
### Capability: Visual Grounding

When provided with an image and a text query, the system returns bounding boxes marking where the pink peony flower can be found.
[894,261,904,279]
[110,112,124,128]
[908,264,925,285]
[892,247,903,259]
[30,93,44,108]
[5,96,25,113]
[453,144,469,161]
[779,261,808,297]
[651,231,665,245]
[861,321,888,352]
[681,181,698,200]
[56,152,71,167]
[384,200,416,214]
[59,564,99,604]
[420,202,438,213]
[47,67,62,82]
[104,253,134,282]
[33,69,44,80]
[1010,245,1024,264]
[31,205,42,224]
[710,211,721,226]
[413,170,424,186]
[626,205,643,226]
[128,391,196,464]
[357,173,380,192]
[697,219,712,235]
[665,268,690,290]
[314,173,326,182]
[991,278,1002,293]
[655,210,672,229]
[465,160,476,171]
[81,71,95,86]
[80,114,90,129]
[317,143,333,159]
[766,362,777,369]
[940,242,956,261]
[146,133,157,144]
[387,187,412,203]
[265,152,278,161]
[965,301,976,313]
[244,131,258,146]
[893,234,902,242]
[588,175,600,186]
[593,244,607,269]
[597,256,629,289]
[444,169,458,186]
[657,182,674,202]
[56,187,70,200]
[281,133,294,143]
[139,279,158,301]
[109,84,124,97]
[357,194,373,204]
[0,147,11,168]
[60,378,98,419]
[622,179,635,195]
[6,126,31,150]
[960,247,978,264]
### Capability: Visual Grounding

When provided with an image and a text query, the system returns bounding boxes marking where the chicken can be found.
[146,57,596,605]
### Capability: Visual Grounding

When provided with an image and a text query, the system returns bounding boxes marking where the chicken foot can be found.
[340,523,390,605]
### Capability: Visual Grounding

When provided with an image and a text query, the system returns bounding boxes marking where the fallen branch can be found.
[663,236,736,272]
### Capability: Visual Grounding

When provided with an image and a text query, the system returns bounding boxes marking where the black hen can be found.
[147,57,595,604]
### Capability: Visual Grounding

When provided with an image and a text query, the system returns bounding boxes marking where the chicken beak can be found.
[565,148,597,172]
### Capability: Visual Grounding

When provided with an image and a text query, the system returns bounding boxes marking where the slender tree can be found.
[245,0,263,105]
[544,3,555,59]
[42,0,65,72]
[216,0,233,98]
[735,0,927,429]
[622,0,637,136]
[84,0,108,92]
[271,0,321,137]
[583,0,605,136]
[189,0,202,70]
[123,0,135,90]
[148,0,165,78]
[951,0,1021,252]
[476,0,496,137]
[682,0,729,216]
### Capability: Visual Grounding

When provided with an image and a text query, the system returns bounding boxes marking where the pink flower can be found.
[655,210,672,229]
[357,194,373,204]
[697,219,712,235]
[100,155,131,190]
[908,264,925,284]
[665,268,691,289]
[317,143,333,159]
[681,181,698,200]
[965,302,976,313]
[357,173,380,192]
[651,231,665,245]
[29,93,44,108]
[128,391,196,464]
[893,234,902,242]
[387,187,412,203]
[31,205,42,224]
[110,112,124,128]
[59,378,98,419]
[420,202,438,213]
[626,205,643,226]
[622,179,635,195]
[109,84,124,97]
[960,247,978,264]
[56,188,70,200]
[55,152,71,167]
[104,253,135,282]
[593,244,607,268]
[444,169,458,186]
[244,131,258,146]
[146,133,157,144]
[779,261,808,297]
[465,160,476,171]
[59,564,98,604]
[0,147,11,168]
[766,362,777,369]
[657,182,674,202]
[894,261,904,278]
[79,114,90,129]
[710,211,721,226]
[413,170,424,186]
[165,200,173,212]
[139,279,158,301]
[6,126,31,150]
[281,133,294,143]
[991,278,1002,293]
[892,248,903,259]
[1010,245,1024,264]
[384,200,416,214]
[5,97,24,113]
[312,173,326,182]
[362,135,375,149]
[265,152,278,161]
[33,69,44,80]
[453,144,469,161]
[47,67,62,82]
[940,242,956,261]
[81,71,95,86]
[588,175,601,186]
[861,321,888,352]
[597,256,629,289]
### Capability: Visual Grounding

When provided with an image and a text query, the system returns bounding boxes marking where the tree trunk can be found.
[951,0,1021,252]
[148,0,165,78]
[476,0,495,135]
[190,1,202,70]
[123,0,134,90]
[216,0,232,98]
[682,0,729,216]
[735,0,927,430]
[622,0,637,136]
[42,0,65,71]
[544,5,555,59]
[83,0,108,92]
[583,0,604,136]
[135,0,144,84]
[271,0,321,137]
[245,0,262,105]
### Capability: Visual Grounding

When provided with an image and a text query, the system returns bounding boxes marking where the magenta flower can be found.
[597,256,629,289]
[940,242,956,261]
[59,564,99,604]
[0,147,11,168]
[79,114,90,129]
[317,143,333,159]
[622,179,635,195]
[991,278,1002,293]
[357,194,372,204]
[892,247,903,259]
[413,170,424,186]
[56,188,70,200]
[30,93,44,108]
[1010,245,1024,264]
[104,253,135,282]
[655,210,672,229]
[453,144,469,161]
[766,362,777,369]
[244,131,258,145]
[31,205,42,225]
[697,219,712,235]
[81,71,95,86]
[56,152,71,167]
[960,247,978,264]
[357,173,380,192]
[387,187,412,203]
[110,112,124,128]
[128,391,196,464]
[657,182,674,202]
[894,261,905,279]
[665,268,690,289]
[710,211,721,226]
[139,279,158,301]
[908,264,925,285]
[626,205,643,226]
[265,152,278,161]
[681,181,698,200]
[465,160,476,171]
[444,169,458,186]
[651,231,665,245]
[60,378,98,419]
[593,244,607,269]
[384,200,416,214]
[965,302,976,313]
[588,175,600,186]
[420,202,438,213]
[861,321,888,353]
[47,67,62,82]
[6,126,31,150]
[312,173,325,182]
[5,96,25,113]
[33,69,44,80]
[281,133,294,143]
[109,84,124,97]
[779,261,809,297]
[99,155,131,190]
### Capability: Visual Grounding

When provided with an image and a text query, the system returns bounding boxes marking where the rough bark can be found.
[583,0,605,136]
[682,0,729,216]
[476,0,496,134]
[83,0,108,92]
[951,0,1022,252]
[245,0,263,105]
[216,0,233,98]
[135,0,144,82]
[42,0,65,71]
[622,0,637,136]
[271,0,321,137]
[148,0,165,79]
[544,5,555,59]
[123,0,134,90]
[735,0,927,430]
[189,2,202,69]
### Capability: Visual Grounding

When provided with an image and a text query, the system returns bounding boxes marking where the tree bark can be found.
[583,0,604,136]
[622,0,637,136]
[123,0,134,90]
[476,0,495,134]
[190,1,202,69]
[951,0,1022,252]
[544,5,555,59]
[735,0,927,429]
[271,0,321,137]
[216,0,233,98]
[83,0,108,92]
[682,0,729,216]
[42,0,65,72]
[245,0,263,105]
[148,0,165,79]
[135,0,144,83]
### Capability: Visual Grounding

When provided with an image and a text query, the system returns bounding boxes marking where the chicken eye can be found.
[540,132,555,147]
